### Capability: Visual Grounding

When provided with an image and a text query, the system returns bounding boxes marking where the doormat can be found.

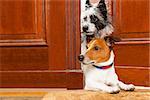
[0,89,149,100]
[0,92,46,100]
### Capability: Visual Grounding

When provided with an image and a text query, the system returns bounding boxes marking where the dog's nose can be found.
[83,26,88,32]
[78,55,84,61]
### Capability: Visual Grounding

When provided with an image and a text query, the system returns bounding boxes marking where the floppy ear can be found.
[104,36,121,48]
[97,0,107,20]
[85,0,92,8]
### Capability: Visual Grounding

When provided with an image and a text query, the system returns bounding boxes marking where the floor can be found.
[0,87,149,100]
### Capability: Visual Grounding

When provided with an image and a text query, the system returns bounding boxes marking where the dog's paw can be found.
[121,84,135,91]
[84,86,99,91]
[105,86,120,94]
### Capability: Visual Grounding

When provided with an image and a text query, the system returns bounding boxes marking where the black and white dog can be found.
[81,0,113,54]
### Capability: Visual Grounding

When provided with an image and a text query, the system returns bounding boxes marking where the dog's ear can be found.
[85,0,92,8]
[97,0,107,20]
[104,35,121,48]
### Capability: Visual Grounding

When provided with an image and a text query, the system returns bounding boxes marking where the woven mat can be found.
[0,92,46,100]
[43,89,150,100]
[0,97,43,100]
[0,89,149,100]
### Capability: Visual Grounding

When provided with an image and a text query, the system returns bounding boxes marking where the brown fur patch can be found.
[86,38,110,63]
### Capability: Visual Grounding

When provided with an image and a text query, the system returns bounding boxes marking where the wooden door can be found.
[0,0,82,89]
[0,0,149,88]
[113,0,149,86]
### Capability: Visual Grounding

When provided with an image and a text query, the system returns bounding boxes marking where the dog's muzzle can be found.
[78,55,84,62]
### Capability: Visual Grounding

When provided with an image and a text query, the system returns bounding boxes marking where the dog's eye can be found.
[84,16,87,21]
[90,15,98,23]
[94,46,100,51]
[86,45,88,49]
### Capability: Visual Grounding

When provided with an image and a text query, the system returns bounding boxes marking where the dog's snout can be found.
[78,55,84,61]
[83,26,88,32]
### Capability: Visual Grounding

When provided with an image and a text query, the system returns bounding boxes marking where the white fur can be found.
[80,0,114,56]
[81,35,87,55]
[81,0,114,36]
[99,23,114,38]
[80,0,134,93]
[81,7,105,35]
[82,51,135,93]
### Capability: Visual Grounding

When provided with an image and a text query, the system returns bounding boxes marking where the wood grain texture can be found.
[114,0,149,39]
[0,47,49,70]
[0,0,83,89]
[46,0,66,70]
[0,0,36,34]
[0,71,83,88]
[66,0,81,70]
[0,71,67,88]
[113,0,150,87]
[67,71,83,89]
[120,0,149,33]
[46,0,81,70]
[0,0,46,44]
[114,43,149,67]
[116,67,150,86]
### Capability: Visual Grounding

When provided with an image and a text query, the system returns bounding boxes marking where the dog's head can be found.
[78,36,121,65]
[81,0,109,36]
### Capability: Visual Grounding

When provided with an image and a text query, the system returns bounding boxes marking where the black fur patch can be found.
[84,16,87,21]
[85,0,92,8]
[97,0,107,21]
[90,15,106,31]
[86,34,95,43]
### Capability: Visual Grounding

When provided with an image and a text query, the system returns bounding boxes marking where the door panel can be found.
[116,68,149,86]
[114,43,149,67]
[0,1,36,34]
[46,0,66,70]
[0,47,48,70]
[120,0,149,33]
[114,0,150,86]
[114,0,149,39]
[0,0,46,44]
[0,0,48,70]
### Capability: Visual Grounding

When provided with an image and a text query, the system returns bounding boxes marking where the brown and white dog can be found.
[78,37,135,93]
